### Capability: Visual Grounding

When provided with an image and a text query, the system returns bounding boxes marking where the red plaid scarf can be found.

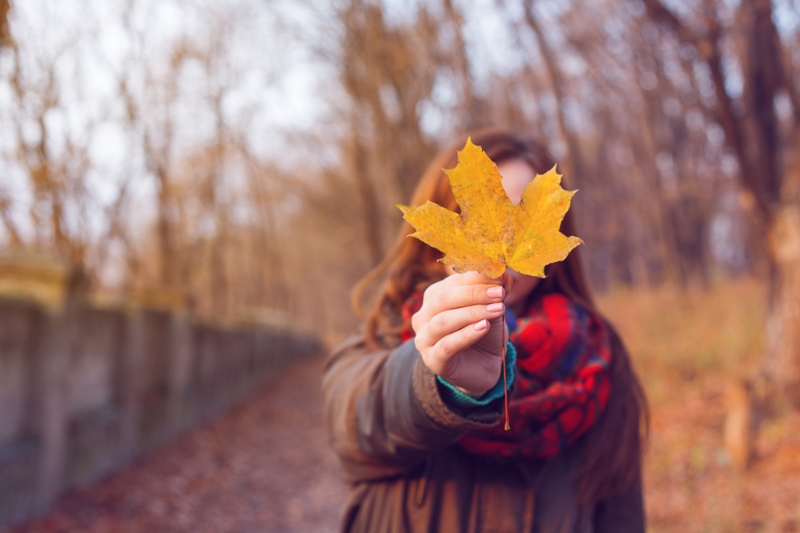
[401,291,612,459]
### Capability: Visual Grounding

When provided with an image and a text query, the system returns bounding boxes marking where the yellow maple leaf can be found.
[397,138,583,278]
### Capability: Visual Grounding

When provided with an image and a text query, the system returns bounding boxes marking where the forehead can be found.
[498,159,535,180]
[498,159,535,204]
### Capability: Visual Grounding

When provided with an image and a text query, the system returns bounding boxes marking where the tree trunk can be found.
[351,126,385,267]
[0,0,10,47]
[156,169,174,287]
[763,203,800,406]
[522,2,585,184]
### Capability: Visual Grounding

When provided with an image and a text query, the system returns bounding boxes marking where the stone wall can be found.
[0,298,320,528]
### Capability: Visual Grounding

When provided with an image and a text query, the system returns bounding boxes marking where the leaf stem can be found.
[502,339,510,431]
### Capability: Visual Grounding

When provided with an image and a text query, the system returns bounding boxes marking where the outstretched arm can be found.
[323,272,512,484]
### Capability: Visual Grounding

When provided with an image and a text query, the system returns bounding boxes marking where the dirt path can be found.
[7,356,346,533]
[8,344,800,533]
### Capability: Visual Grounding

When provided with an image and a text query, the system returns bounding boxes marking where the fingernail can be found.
[487,286,504,298]
[473,320,488,331]
[486,302,504,313]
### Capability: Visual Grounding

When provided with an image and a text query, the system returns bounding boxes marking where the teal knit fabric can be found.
[437,342,516,407]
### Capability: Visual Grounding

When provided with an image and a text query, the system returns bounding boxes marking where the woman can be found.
[323,128,649,532]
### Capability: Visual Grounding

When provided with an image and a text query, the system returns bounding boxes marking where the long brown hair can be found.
[352,128,648,503]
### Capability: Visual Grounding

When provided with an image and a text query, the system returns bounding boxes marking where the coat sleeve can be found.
[322,333,506,484]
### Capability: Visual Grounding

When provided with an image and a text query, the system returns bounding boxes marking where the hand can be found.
[411,272,509,397]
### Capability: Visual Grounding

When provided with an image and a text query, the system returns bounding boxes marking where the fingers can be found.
[422,320,494,376]
[431,284,504,317]
[412,270,509,345]
[412,283,504,339]
[421,302,505,345]
[424,271,507,301]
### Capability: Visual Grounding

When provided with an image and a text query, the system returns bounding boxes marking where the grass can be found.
[599,280,766,406]
[597,279,800,533]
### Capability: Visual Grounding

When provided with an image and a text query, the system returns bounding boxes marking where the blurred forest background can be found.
[2,0,800,531]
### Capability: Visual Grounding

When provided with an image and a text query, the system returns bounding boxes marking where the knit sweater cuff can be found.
[437,342,516,408]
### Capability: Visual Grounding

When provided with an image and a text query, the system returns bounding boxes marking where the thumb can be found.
[502,270,514,298]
